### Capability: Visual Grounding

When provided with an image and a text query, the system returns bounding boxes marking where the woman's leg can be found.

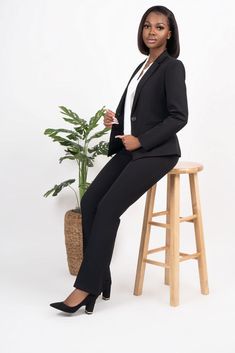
[73,154,179,296]
[81,148,132,251]
[79,148,133,288]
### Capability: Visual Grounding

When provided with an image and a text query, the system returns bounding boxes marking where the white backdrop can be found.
[0,0,235,352]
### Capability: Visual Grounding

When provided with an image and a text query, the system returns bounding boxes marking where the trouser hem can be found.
[73,282,101,296]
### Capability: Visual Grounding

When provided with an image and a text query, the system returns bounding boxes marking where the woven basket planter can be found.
[64,209,83,276]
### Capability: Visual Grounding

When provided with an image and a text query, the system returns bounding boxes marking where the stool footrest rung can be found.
[152,211,168,217]
[179,215,197,222]
[144,258,170,268]
[147,246,167,254]
[149,221,170,229]
[143,251,200,269]
[149,215,197,228]
[179,252,200,261]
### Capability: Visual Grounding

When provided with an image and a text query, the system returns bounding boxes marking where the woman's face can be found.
[142,12,171,52]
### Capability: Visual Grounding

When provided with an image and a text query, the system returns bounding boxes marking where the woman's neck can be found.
[147,48,167,64]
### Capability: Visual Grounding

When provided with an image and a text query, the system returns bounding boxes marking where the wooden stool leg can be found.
[189,173,209,295]
[169,174,180,306]
[134,184,157,295]
[164,174,171,285]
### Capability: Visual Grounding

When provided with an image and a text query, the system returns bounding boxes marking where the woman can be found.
[50,5,188,314]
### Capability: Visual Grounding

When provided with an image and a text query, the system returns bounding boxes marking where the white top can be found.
[123,57,153,135]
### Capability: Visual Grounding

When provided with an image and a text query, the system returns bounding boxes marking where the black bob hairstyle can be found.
[137,5,180,58]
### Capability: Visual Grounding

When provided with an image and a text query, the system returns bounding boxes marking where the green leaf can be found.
[44,128,57,135]
[66,133,79,141]
[59,106,88,128]
[43,179,76,197]
[46,134,82,149]
[59,156,76,163]
[88,141,109,157]
[84,106,106,138]
[87,126,110,142]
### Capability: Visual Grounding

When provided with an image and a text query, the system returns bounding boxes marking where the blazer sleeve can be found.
[137,60,188,151]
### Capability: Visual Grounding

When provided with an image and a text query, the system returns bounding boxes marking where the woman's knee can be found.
[96,196,121,220]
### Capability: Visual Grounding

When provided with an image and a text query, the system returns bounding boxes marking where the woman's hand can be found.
[103,109,119,128]
[115,134,141,151]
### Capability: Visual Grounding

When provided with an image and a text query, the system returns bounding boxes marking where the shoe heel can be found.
[85,295,97,314]
[102,283,111,300]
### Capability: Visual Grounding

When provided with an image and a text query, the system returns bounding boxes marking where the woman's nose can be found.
[149,27,156,35]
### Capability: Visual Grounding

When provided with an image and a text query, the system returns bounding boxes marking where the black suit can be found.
[73,50,188,296]
[107,49,188,159]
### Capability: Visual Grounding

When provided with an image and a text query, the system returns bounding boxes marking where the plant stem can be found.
[78,140,89,201]
[68,185,79,209]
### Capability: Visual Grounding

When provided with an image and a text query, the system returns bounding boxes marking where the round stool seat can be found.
[168,161,203,175]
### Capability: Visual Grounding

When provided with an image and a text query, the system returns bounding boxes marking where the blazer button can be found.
[116,112,120,117]
[131,116,136,121]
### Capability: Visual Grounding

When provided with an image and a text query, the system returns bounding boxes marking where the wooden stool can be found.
[134,161,209,306]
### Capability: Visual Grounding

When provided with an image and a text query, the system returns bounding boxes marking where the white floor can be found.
[1,227,234,353]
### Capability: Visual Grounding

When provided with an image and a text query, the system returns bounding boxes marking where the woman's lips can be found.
[147,39,157,43]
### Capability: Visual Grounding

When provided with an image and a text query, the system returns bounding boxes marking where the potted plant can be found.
[44,105,110,275]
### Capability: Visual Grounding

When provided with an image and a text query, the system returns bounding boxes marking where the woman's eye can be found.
[143,24,164,30]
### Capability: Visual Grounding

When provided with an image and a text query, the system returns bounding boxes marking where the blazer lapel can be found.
[130,49,169,116]
[115,60,146,115]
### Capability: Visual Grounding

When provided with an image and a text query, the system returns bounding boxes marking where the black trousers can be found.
[73,147,179,295]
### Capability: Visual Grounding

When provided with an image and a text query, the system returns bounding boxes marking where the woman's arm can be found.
[137,60,188,151]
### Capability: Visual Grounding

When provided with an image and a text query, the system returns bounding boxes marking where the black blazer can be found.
[107,49,188,160]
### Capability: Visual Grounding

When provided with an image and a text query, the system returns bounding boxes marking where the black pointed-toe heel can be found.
[50,293,98,314]
[102,282,111,300]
